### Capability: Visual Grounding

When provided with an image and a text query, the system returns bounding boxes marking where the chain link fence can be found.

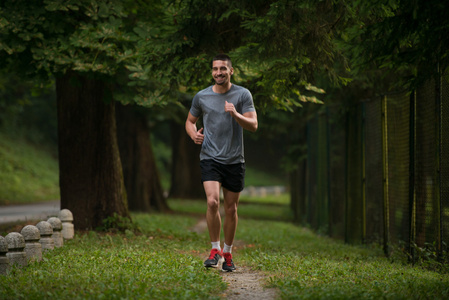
[291,74,449,260]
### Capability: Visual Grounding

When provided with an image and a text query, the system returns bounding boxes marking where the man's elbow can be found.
[250,121,258,132]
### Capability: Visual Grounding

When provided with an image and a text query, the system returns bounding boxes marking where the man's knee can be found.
[207,197,220,212]
[224,203,238,217]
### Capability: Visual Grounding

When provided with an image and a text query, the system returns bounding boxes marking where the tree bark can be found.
[56,72,129,230]
[169,121,204,199]
[116,103,169,212]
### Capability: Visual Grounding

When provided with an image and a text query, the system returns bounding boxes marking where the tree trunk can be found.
[56,72,129,230]
[169,121,204,199]
[116,103,169,212]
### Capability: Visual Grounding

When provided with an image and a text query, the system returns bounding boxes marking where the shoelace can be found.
[223,253,233,266]
[209,249,220,259]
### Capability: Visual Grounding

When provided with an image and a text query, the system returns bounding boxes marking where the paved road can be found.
[0,200,60,225]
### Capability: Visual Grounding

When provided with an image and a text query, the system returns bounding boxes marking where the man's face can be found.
[212,60,233,86]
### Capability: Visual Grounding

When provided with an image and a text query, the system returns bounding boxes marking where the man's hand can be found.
[225,101,236,116]
[224,101,258,132]
[193,127,204,144]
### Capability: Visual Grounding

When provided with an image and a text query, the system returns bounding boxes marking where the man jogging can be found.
[185,54,258,272]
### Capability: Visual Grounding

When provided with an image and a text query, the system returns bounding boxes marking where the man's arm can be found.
[185,112,204,144]
[224,101,258,132]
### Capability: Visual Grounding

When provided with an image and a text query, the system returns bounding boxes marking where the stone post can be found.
[5,232,27,268]
[47,217,64,248]
[21,225,42,262]
[0,236,9,275]
[36,221,55,251]
[58,209,74,240]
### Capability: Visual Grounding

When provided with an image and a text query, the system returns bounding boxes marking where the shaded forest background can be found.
[1,0,448,238]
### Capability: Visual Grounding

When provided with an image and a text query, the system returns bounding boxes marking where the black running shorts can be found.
[200,159,245,193]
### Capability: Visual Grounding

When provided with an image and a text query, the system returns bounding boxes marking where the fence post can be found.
[382,95,390,256]
[344,111,349,243]
[326,107,332,236]
[409,90,417,262]
[362,102,367,244]
[435,66,442,259]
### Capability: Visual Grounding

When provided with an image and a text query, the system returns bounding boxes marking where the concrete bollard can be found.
[248,186,257,197]
[0,236,9,275]
[58,209,74,240]
[21,225,42,262]
[274,186,282,196]
[259,187,267,197]
[47,217,63,248]
[5,232,27,268]
[36,221,55,251]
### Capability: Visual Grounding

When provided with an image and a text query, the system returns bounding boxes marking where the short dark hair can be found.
[212,54,232,68]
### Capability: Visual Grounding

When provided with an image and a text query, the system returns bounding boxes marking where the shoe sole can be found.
[221,268,236,272]
[204,256,224,268]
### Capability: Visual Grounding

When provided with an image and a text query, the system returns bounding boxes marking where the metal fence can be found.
[291,75,449,259]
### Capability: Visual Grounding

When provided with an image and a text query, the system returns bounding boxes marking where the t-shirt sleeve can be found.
[241,89,256,114]
[189,94,202,117]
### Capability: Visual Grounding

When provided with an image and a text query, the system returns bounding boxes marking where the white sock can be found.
[223,243,233,254]
[211,241,221,251]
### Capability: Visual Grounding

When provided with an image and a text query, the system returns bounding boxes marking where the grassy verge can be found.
[237,219,449,299]
[1,199,448,299]
[1,213,226,299]
[0,132,59,205]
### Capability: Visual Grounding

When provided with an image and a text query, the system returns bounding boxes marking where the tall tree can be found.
[169,119,203,199]
[0,0,169,229]
[56,72,128,228]
[116,103,169,212]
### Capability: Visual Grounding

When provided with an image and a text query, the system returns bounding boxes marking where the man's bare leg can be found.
[203,181,222,244]
[222,187,240,247]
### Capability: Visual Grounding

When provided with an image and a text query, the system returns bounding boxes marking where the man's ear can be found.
[230,67,234,75]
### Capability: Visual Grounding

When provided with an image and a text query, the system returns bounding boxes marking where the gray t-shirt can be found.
[190,84,255,164]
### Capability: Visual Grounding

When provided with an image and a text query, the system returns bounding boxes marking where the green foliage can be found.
[342,0,449,88]
[0,69,58,145]
[227,0,349,111]
[407,242,449,273]
[0,0,175,107]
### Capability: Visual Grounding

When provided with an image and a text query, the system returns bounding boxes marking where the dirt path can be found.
[190,218,279,300]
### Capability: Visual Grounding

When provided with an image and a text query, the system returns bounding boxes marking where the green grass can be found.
[168,194,292,221]
[240,193,290,205]
[1,198,448,299]
[1,214,225,299]
[237,219,449,299]
[0,132,59,205]
[245,167,286,186]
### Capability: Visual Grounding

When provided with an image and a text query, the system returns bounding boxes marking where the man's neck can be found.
[213,83,232,94]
